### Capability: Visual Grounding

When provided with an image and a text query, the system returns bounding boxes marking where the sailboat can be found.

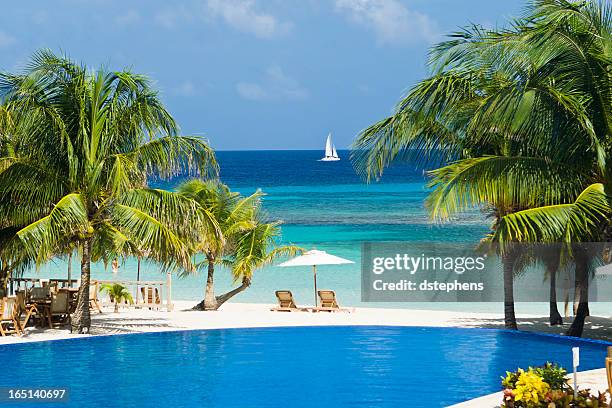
[319,133,340,161]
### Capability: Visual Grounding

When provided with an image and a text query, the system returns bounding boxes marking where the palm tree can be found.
[178,180,301,311]
[100,283,134,313]
[0,50,218,333]
[352,0,610,330]
[495,183,610,336]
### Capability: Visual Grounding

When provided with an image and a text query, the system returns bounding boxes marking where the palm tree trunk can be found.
[502,249,518,330]
[548,263,563,326]
[214,277,251,310]
[192,255,217,311]
[566,247,589,337]
[71,239,92,334]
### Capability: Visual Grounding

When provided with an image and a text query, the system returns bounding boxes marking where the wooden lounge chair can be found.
[0,297,22,336]
[606,346,612,394]
[89,281,102,313]
[313,290,352,313]
[270,290,309,312]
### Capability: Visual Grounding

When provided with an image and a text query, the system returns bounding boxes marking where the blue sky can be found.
[0,0,523,150]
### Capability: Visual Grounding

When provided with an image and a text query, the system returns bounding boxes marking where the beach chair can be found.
[313,290,351,313]
[0,297,22,336]
[606,347,612,393]
[270,290,310,312]
[15,290,38,330]
[89,281,102,313]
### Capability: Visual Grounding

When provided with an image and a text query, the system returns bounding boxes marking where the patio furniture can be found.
[313,290,352,313]
[0,297,22,336]
[89,281,102,313]
[30,286,51,302]
[606,346,612,393]
[270,290,309,312]
[44,291,70,328]
[15,290,39,329]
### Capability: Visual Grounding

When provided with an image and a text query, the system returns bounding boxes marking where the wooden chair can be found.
[270,290,310,312]
[313,290,352,313]
[30,286,50,302]
[15,290,38,330]
[0,297,22,336]
[606,346,612,394]
[45,291,70,328]
[89,281,102,313]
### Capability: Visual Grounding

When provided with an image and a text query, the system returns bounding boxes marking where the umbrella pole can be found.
[313,265,318,307]
[136,256,141,303]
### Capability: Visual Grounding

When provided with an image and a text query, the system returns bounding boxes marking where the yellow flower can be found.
[513,370,551,407]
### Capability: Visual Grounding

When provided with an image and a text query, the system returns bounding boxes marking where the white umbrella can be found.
[278,249,354,306]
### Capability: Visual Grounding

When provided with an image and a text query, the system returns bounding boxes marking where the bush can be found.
[500,363,609,407]
[533,362,567,391]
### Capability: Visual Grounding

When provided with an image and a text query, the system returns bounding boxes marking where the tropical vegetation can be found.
[178,180,301,311]
[0,50,218,333]
[501,363,608,407]
[100,283,134,313]
[352,0,610,336]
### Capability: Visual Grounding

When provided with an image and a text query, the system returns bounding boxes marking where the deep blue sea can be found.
[33,150,607,314]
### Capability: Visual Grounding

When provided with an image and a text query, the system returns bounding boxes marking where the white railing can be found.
[9,272,174,312]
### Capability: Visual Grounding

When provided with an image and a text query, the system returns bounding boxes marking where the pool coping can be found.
[2,323,610,347]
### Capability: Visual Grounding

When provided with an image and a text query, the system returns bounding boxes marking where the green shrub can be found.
[533,362,567,391]
[500,362,609,407]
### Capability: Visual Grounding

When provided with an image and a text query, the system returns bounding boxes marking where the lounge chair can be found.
[270,290,309,312]
[313,290,352,313]
[606,346,612,393]
[89,281,102,313]
[0,297,22,336]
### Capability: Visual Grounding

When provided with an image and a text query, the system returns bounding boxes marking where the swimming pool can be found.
[1,326,609,407]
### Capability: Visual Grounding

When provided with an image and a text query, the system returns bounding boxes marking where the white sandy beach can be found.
[2,301,612,343]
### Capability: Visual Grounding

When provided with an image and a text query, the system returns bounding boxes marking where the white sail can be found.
[325,134,333,157]
[319,132,341,161]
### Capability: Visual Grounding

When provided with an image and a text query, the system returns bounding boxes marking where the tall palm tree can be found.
[495,183,610,336]
[352,0,610,330]
[178,180,300,311]
[0,50,218,333]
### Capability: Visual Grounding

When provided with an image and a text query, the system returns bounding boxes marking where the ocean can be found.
[28,150,608,315]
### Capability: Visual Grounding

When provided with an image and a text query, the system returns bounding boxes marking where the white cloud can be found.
[335,0,439,45]
[0,31,16,48]
[173,81,197,96]
[236,66,308,102]
[115,10,141,26]
[154,7,193,29]
[206,0,292,38]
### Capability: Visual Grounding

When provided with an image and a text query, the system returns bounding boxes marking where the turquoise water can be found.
[25,150,610,315]
[1,326,609,407]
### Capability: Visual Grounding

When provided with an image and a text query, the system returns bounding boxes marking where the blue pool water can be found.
[2,326,610,408]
